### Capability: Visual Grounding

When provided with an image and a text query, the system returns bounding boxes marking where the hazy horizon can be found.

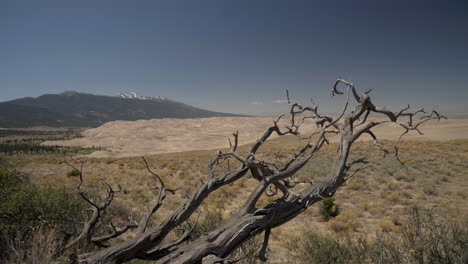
[1,0,467,115]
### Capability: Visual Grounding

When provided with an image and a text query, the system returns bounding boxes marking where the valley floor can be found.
[7,136,468,263]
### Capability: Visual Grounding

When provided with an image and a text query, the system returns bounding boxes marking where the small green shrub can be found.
[320,197,340,221]
[0,167,83,262]
[0,167,82,233]
[67,169,81,177]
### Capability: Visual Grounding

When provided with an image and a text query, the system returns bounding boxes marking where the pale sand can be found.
[42,117,468,158]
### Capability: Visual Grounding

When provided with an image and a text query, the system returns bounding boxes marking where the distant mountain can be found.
[0,91,244,128]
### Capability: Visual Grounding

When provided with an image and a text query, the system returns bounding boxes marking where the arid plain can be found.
[43,116,468,158]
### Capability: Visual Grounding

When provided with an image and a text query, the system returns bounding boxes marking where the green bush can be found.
[320,197,340,220]
[0,167,82,233]
[67,169,81,177]
[0,166,83,262]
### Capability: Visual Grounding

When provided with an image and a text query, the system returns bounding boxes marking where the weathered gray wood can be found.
[68,79,444,264]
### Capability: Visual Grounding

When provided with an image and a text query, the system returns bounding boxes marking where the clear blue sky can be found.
[1,0,467,115]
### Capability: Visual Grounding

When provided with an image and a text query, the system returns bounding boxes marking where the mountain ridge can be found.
[0,91,245,128]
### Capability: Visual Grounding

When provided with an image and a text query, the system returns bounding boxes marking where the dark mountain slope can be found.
[0,91,243,128]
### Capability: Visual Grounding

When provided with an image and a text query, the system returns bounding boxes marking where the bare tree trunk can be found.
[65,79,444,264]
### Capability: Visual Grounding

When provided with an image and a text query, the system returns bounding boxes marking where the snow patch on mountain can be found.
[118,92,167,101]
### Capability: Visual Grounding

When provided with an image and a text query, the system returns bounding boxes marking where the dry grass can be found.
[4,136,468,263]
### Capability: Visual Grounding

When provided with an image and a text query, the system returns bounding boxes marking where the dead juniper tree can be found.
[65,79,445,264]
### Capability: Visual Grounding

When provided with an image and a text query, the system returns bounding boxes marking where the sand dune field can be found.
[43,117,468,158]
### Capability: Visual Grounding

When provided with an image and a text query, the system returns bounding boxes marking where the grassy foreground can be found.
[2,136,467,263]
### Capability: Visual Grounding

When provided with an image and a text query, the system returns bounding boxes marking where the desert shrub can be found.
[67,169,81,177]
[67,169,80,177]
[0,167,82,262]
[455,189,466,198]
[394,171,416,182]
[439,175,450,182]
[384,207,467,263]
[0,156,8,167]
[230,235,263,264]
[178,207,262,263]
[387,182,400,190]
[329,220,349,233]
[385,191,400,203]
[178,207,224,241]
[391,214,403,226]
[320,197,340,221]
[288,207,468,264]
[422,184,437,195]
[1,225,70,264]
[330,211,360,233]
[0,169,81,232]
[345,179,364,190]
[377,219,396,232]
[288,232,368,264]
